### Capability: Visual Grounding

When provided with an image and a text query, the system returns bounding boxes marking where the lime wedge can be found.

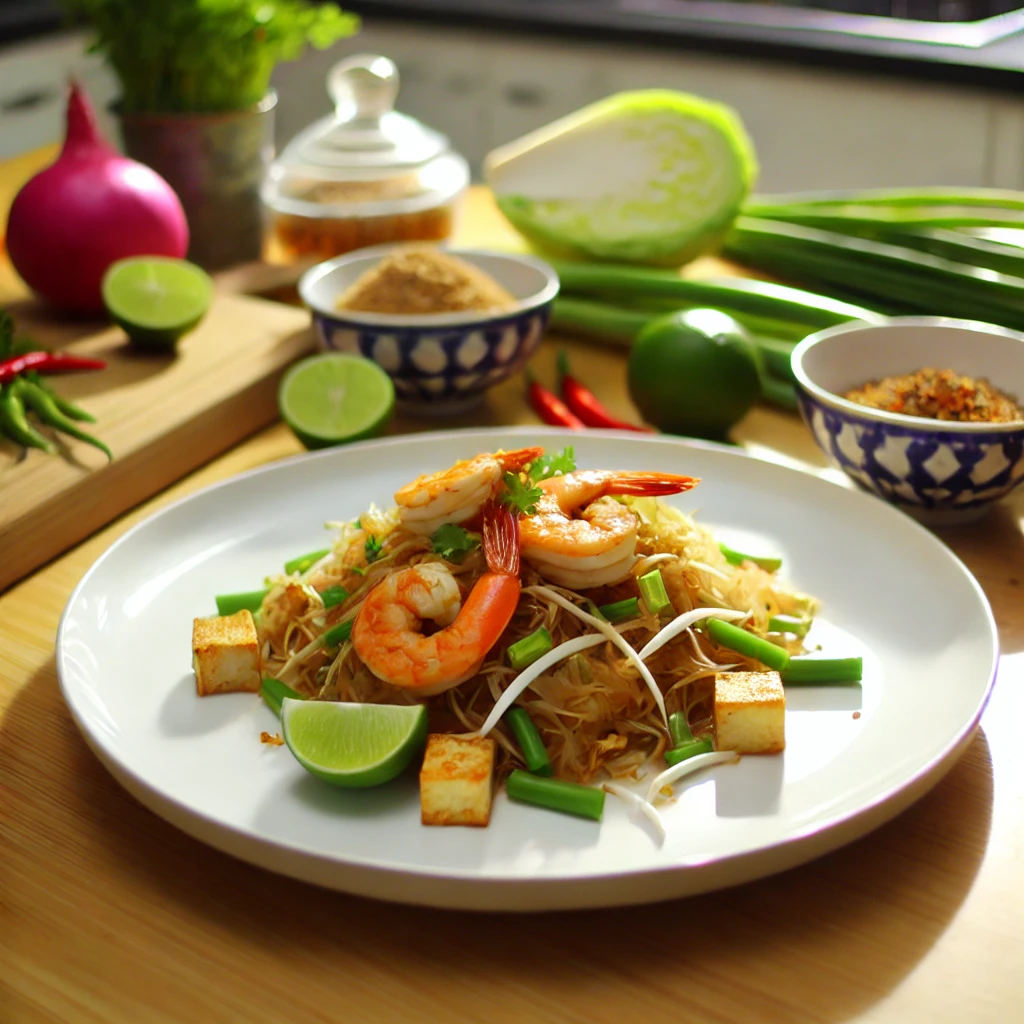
[102,257,213,350]
[281,699,428,788]
[278,353,395,449]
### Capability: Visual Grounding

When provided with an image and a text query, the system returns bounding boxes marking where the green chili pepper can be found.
[25,371,96,423]
[13,378,112,461]
[0,312,14,360]
[0,383,53,453]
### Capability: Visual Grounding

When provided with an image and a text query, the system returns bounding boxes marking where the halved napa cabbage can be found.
[484,90,757,267]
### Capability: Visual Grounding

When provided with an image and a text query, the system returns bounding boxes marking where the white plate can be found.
[57,428,998,911]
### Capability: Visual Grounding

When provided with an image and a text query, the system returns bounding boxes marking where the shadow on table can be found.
[936,496,1024,654]
[0,661,995,1023]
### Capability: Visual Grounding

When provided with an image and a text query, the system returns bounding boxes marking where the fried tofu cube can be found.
[419,734,496,827]
[192,610,262,696]
[714,671,786,754]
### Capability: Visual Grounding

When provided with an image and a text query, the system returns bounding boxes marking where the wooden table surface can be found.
[2,183,1023,1024]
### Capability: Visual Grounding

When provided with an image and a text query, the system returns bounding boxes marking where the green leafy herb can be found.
[431,524,480,563]
[528,446,576,482]
[364,535,382,563]
[501,471,543,516]
[62,0,359,114]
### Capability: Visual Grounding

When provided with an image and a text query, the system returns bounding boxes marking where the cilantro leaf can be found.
[528,446,576,483]
[501,471,543,516]
[431,524,480,563]
[364,535,382,563]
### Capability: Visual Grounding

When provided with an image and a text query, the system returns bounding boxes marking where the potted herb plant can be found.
[63,0,359,269]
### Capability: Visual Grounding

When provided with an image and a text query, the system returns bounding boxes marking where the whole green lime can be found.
[628,309,762,438]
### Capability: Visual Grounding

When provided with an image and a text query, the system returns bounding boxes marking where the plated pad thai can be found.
[193,446,824,812]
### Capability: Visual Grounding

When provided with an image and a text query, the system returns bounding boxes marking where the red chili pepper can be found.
[0,350,107,385]
[525,369,585,429]
[557,350,653,432]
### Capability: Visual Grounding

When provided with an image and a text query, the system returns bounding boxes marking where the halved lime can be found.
[281,699,428,788]
[102,257,213,350]
[278,353,395,449]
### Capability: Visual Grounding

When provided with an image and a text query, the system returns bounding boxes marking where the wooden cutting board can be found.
[0,289,314,592]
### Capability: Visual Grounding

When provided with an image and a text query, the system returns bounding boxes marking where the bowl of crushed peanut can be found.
[792,317,1024,524]
[298,244,559,414]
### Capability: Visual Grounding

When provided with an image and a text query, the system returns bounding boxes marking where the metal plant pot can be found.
[119,92,277,271]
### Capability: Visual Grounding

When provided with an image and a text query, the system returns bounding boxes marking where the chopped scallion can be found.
[324,620,353,647]
[507,627,554,671]
[668,711,693,746]
[260,677,304,717]
[768,613,812,638]
[781,656,862,685]
[638,569,673,617]
[664,737,714,766]
[284,548,330,575]
[364,535,382,563]
[505,769,604,821]
[705,618,790,671]
[215,588,268,616]
[319,585,349,609]
[719,542,782,572]
[598,597,639,622]
[506,707,553,776]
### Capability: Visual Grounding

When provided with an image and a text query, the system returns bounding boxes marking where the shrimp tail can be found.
[497,446,546,473]
[606,472,700,497]
[482,499,520,577]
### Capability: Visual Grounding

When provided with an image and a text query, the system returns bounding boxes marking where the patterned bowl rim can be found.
[298,244,560,329]
[792,316,1024,435]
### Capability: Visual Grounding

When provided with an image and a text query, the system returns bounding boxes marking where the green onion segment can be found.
[719,542,782,572]
[324,620,353,647]
[215,589,268,616]
[261,677,304,717]
[705,618,790,671]
[638,569,673,617]
[506,770,605,821]
[781,656,863,685]
[507,627,554,671]
[668,711,693,746]
[285,548,330,575]
[768,613,812,638]
[505,707,554,776]
[320,585,348,609]
[598,597,640,622]
[665,737,714,766]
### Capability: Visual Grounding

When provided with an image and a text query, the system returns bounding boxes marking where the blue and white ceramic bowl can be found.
[792,318,1024,525]
[298,245,559,415]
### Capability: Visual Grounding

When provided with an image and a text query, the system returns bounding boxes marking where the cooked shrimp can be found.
[352,501,522,695]
[520,470,699,589]
[394,446,543,536]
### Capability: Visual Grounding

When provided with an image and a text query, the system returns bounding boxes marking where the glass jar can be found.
[262,54,470,264]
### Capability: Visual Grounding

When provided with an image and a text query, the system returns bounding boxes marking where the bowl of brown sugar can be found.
[792,316,1024,524]
[298,244,559,414]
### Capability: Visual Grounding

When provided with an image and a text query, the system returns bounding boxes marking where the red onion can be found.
[6,81,189,313]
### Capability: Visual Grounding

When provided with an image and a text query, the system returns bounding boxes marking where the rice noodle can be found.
[475,633,606,738]
[530,584,669,724]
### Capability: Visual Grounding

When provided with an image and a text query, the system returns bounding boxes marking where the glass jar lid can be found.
[263,54,469,219]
